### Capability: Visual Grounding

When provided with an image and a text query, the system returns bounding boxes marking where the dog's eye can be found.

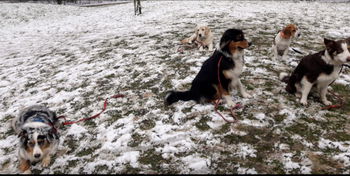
[38,140,45,146]
[28,141,35,147]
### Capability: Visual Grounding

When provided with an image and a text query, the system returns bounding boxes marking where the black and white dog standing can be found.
[280,38,350,105]
[12,105,60,174]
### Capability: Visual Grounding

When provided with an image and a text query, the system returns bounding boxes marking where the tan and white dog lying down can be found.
[272,24,300,60]
[181,24,214,51]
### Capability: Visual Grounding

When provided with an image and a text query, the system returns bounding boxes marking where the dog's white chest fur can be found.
[317,54,344,85]
[275,33,291,51]
[223,57,244,79]
[317,66,341,84]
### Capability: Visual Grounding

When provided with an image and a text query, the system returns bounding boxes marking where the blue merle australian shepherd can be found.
[12,105,60,174]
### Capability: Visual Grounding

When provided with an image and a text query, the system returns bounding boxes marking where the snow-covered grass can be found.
[1,1,350,174]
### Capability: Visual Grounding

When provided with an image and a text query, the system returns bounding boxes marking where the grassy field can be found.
[0,1,350,174]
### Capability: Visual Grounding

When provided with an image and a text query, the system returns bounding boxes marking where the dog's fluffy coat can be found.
[12,105,60,174]
[281,38,350,105]
[166,28,251,107]
[181,24,214,51]
[272,24,300,60]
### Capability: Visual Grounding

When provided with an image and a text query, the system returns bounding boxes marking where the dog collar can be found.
[216,49,245,64]
[217,49,232,58]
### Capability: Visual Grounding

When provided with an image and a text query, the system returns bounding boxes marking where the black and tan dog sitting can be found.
[12,105,60,174]
[166,28,252,107]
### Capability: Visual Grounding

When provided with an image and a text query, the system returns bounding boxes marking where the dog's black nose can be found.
[347,57,350,62]
[34,154,41,158]
[198,34,202,37]
[248,42,252,47]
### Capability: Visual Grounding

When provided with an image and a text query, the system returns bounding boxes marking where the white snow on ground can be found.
[0,0,350,174]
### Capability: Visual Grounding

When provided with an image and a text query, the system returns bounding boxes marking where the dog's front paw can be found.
[242,92,252,98]
[322,99,332,106]
[22,170,32,174]
[41,156,51,167]
[226,100,235,107]
[300,99,308,106]
[295,93,301,98]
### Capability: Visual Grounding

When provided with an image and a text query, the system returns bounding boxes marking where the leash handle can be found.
[58,94,125,126]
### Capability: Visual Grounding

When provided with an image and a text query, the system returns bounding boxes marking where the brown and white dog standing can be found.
[280,38,350,105]
[181,24,214,51]
[272,24,300,60]
[12,105,60,174]
[166,28,252,107]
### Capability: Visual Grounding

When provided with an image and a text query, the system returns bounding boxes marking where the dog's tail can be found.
[165,90,196,106]
[279,72,297,94]
[279,72,289,83]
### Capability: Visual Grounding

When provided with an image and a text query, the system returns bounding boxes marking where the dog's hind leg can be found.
[318,84,332,105]
[282,48,289,60]
[300,77,313,105]
[272,44,278,60]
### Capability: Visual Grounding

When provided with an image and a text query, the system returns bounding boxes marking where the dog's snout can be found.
[34,153,41,158]
[198,34,202,37]
[347,57,350,62]
[248,42,252,47]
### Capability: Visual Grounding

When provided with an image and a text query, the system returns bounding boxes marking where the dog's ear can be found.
[194,25,200,34]
[18,129,27,138]
[205,27,211,35]
[48,128,59,141]
[324,38,337,54]
[18,129,28,145]
[282,26,292,38]
[324,38,336,46]
[346,37,350,49]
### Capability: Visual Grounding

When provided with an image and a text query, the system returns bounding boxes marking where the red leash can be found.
[214,56,242,123]
[57,94,125,126]
[214,99,242,123]
[321,90,344,110]
[321,65,347,110]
